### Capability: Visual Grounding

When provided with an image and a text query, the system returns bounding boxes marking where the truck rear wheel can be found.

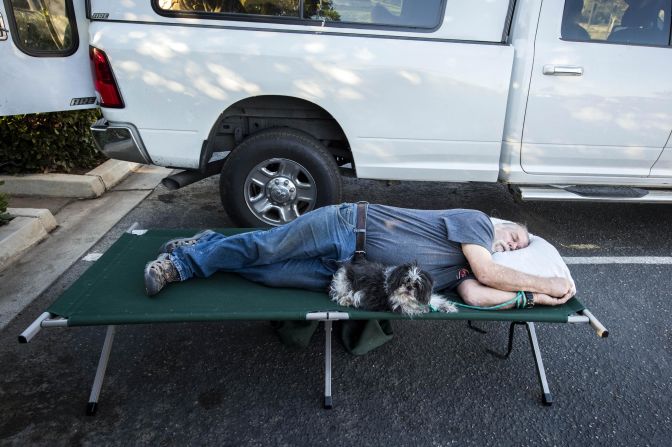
[220,128,343,227]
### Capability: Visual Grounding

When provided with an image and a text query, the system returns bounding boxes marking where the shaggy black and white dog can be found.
[329,261,457,316]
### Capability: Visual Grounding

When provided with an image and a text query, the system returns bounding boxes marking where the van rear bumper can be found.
[90,119,152,164]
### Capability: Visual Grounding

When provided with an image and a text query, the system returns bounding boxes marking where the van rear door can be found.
[0,0,95,116]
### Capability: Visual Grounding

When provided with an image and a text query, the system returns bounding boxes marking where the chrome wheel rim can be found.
[243,158,318,225]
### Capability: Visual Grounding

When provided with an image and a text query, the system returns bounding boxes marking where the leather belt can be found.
[354,201,368,262]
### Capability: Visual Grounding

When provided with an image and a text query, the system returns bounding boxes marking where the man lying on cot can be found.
[144,203,575,309]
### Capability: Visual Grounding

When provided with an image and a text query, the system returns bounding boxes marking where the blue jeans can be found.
[170,203,358,291]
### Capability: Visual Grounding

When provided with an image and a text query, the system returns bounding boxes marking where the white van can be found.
[2,0,672,227]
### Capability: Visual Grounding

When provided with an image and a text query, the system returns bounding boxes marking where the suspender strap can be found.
[354,201,368,262]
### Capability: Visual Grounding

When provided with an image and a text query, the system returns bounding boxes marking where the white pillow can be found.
[489,218,576,291]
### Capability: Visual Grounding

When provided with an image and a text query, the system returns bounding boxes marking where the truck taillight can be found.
[89,46,124,108]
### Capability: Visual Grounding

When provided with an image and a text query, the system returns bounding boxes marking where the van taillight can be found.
[90,46,124,108]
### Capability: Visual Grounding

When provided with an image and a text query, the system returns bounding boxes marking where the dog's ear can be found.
[386,264,408,288]
[407,269,432,304]
[418,269,434,293]
[420,268,434,285]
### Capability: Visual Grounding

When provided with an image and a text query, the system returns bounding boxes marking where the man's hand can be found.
[533,292,573,307]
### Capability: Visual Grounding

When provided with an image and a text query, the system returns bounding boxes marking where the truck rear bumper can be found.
[90,119,152,164]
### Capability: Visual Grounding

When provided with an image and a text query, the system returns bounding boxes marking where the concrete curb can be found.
[0,159,140,199]
[0,208,57,272]
[0,165,172,330]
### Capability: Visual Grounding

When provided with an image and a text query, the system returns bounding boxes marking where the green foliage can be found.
[0,110,106,174]
[164,0,337,19]
[169,0,245,13]
[304,1,341,21]
[582,0,628,25]
[243,0,301,17]
[168,0,301,16]
[577,0,629,40]
[0,181,12,226]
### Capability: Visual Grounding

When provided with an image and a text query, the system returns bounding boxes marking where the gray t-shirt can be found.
[364,205,494,291]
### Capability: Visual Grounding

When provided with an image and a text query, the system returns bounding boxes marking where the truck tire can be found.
[220,127,343,227]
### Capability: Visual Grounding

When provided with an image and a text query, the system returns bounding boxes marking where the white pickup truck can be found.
[2,0,671,227]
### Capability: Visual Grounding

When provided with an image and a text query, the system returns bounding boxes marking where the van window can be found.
[5,0,78,56]
[562,0,671,46]
[157,0,444,28]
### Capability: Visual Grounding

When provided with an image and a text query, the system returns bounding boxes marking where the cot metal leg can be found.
[486,322,519,359]
[87,325,116,416]
[525,322,553,406]
[323,320,333,409]
[467,320,487,334]
[487,321,553,406]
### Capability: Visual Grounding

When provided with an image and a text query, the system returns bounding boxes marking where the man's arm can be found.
[461,243,575,299]
[457,279,574,308]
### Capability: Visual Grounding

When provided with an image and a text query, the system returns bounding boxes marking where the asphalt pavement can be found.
[0,176,670,446]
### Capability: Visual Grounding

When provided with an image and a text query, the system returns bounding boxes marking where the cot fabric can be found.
[47,230,585,327]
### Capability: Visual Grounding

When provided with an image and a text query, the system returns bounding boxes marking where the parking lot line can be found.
[563,256,672,265]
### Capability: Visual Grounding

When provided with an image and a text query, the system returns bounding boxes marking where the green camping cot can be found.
[19,227,608,415]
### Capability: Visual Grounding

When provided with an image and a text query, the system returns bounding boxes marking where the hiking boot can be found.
[158,229,215,254]
[144,254,181,296]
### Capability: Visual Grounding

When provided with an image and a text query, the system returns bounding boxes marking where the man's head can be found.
[492,222,530,253]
